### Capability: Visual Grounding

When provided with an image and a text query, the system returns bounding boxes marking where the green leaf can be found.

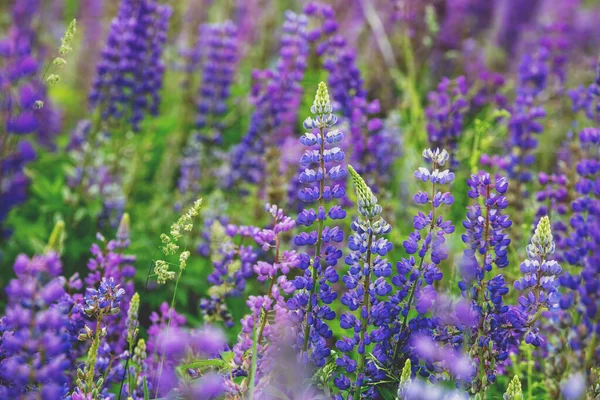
[378,386,398,400]
[178,358,227,371]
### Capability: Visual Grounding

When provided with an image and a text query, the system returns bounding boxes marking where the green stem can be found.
[86,314,103,391]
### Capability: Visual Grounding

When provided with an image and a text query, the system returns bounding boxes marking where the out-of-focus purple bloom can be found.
[0,252,70,399]
[425,77,469,166]
[561,372,585,400]
[226,11,308,191]
[200,222,259,328]
[177,22,239,210]
[0,0,61,231]
[89,0,172,131]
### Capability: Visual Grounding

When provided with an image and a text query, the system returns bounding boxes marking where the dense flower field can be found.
[1,0,600,399]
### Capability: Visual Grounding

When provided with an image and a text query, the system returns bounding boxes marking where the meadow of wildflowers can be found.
[1,0,600,399]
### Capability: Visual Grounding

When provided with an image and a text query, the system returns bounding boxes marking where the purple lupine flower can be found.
[66,119,126,228]
[568,61,600,126]
[437,0,495,51]
[0,0,61,146]
[177,21,239,209]
[460,172,511,288]
[153,325,226,398]
[304,3,400,192]
[411,335,474,382]
[0,0,61,230]
[560,128,600,368]
[0,252,70,399]
[514,216,562,346]
[498,48,547,225]
[194,21,238,139]
[387,148,454,374]
[82,224,136,356]
[0,140,35,233]
[425,77,469,166]
[535,172,570,259]
[227,204,304,397]
[348,97,402,192]
[334,165,392,399]
[287,82,346,368]
[226,10,308,191]
[494,0,541,57]
[470,70,507,110]
[200,222,259,328]
[89,0,172,131]
[145,302,186,396]
[457,171,517,390]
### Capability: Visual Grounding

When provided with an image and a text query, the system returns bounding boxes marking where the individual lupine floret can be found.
[287,82,346,368]
[514,216,562,346]
[387,148,455,372]
[334,166,392,399]
[0,252,70,399]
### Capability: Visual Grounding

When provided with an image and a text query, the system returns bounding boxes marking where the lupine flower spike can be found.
[334,165,392,399]
[288,81,346,367]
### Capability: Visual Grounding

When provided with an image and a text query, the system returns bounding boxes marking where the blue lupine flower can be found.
[456,171,517,390]
[287,82,346,368]
[334,165,392,399]
[386,148,455,375]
